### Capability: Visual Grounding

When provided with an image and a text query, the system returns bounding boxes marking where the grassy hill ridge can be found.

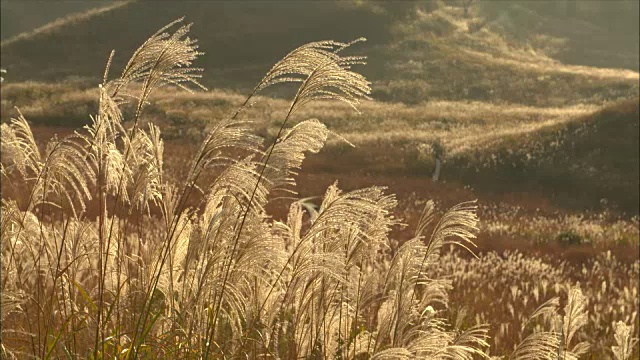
[1,0,637,106]
[0,0,638,213]
[0,0,391,94]
[447,98,640,213]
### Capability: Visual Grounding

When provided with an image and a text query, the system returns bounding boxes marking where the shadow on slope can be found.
[0,0,390,94]
[450,98,639,214]
[372,3,638,105]
[477,0,639,71]
[0,0,116,41]
[2,1,638,107]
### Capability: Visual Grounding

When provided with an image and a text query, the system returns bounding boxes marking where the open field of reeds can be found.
[1,1,638,359]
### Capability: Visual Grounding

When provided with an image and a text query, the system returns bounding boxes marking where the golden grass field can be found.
[1,1,639,359]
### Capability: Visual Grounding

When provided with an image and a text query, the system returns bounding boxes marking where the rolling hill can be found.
[1,0,638,106]
[447,98,640,213]
[0,0,391,93]
[0,0,638,214]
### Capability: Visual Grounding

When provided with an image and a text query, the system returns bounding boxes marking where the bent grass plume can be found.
[3,17,634,360]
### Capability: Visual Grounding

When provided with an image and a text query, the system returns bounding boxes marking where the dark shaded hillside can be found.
[0,0,390,93]
[2,0,638,107]
[450,99,640,214]
[477,0,639,71]
[0,0,114,40]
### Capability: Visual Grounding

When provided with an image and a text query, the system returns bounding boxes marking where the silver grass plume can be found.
[259,184,396,356]
[209,157,270,215]
[92,18,206,219]
[261,118,329,195]
[106,17,207,115]
[251,38,371,119]
[559,286,589,359]
[441,324,491,359]
[39,135,96,215]
[509,331,560,360]
[185,39,373,354]
[0,109,40,179]
[78,87,126,201]
[372,200,483,357]
[509,297,561,360]
[371,347,413,359]
[90,17,206,212]
[423,200,479,266]
[612,321,639,360]
[1,110,95,215]
[126,124,164,211]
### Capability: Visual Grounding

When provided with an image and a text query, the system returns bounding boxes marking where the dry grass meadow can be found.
[1,1,639,359]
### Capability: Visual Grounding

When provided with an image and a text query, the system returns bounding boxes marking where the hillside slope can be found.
[371,4,638,105]
[0,0,115,40]
[0,0,390,93]
[477,0,639,71]
[449,98,640,213]
[1,1,637,106]
[1,1,638,214]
